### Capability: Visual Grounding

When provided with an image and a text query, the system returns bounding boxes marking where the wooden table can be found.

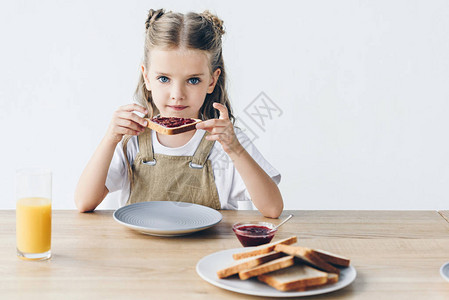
[1,210,449,299]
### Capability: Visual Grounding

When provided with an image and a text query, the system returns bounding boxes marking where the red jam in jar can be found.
[232,223,276,247]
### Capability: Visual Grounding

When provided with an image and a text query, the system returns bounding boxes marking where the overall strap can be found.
[137,128,156,165]
[190,132,216,168]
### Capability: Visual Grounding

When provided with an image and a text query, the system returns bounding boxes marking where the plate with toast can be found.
[113,201,222,236]
[196,236,356,297]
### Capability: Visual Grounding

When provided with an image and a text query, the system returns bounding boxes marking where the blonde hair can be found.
[123,9,234,185]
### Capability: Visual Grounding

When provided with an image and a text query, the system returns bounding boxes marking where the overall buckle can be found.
[189,161,204,169]
[142,159,157,166]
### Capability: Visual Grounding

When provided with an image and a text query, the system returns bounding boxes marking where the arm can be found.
[196,103,283,218]
[74,104,148,212]
[228,147,283,218]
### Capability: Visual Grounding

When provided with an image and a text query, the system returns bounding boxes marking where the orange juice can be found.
[16,197,51,254]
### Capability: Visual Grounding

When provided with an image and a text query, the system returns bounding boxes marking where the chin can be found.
[162,110,198,119]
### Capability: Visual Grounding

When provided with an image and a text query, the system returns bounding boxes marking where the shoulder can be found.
[121,135,139,153]
[115,135,139,164]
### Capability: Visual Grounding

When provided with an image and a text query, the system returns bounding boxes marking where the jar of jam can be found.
[232,222,277,247]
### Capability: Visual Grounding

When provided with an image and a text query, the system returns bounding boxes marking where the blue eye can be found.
[188,77,201,85]
[158,76,169,83]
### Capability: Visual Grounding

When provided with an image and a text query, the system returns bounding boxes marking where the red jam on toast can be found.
[145,116,202,135]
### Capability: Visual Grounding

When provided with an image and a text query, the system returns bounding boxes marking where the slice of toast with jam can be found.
[145,117,202,135]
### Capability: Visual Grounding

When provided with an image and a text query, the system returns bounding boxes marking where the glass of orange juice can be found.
[16,169,52,260]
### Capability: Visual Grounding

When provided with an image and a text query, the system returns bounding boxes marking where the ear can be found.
[207,68,221,94]
[141,65,151,91]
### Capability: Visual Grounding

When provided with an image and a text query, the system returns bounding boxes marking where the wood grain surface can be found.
[1,210,449,299]
[439,211,449,224]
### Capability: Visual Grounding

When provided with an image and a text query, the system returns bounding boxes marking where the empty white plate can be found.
[440,262,449,282]
[113,201,222,236]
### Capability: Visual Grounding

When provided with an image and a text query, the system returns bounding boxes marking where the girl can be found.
[75,9,283,218]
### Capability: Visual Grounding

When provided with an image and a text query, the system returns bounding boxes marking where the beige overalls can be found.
[125,129,221,209]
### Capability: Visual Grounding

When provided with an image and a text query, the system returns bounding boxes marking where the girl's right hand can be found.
[105,104,148,144]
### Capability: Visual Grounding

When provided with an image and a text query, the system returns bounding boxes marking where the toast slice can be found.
[313,248,350,267]
[257,264,335,292]
[232,236,297,260]
[326,272,339,284]
[238,255,295,280]
[275,244,340,274]
[217,251,284,279]
[294,272,339,292]
[145,117,202,135]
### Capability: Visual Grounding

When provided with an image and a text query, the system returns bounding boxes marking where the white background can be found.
[1,0,448,210]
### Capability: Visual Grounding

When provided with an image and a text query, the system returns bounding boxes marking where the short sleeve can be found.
[105,141,128,193]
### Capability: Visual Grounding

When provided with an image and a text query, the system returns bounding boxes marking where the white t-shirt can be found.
[105,128,281,209]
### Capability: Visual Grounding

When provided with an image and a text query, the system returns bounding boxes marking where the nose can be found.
[170,83,185,101]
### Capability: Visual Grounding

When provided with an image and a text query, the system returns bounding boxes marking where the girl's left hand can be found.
[196,103,243,155]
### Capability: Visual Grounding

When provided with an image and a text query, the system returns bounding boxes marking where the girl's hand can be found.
[105,104,148,144]
[195,103,243,155]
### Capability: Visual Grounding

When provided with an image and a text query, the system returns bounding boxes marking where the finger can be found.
[205,134,220,141]
[116,126,141,136]
[213,102,229,120]
[199,127,223,135]
[211,125,237,135]
[118,111,148,127]
[196,119,227,129]
[119,103,148,115]
[210,127,225,135]
[116,118,145,132]
[206,133,242,154]
[205,133,233,144]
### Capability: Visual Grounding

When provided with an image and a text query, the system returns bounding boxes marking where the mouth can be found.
[167,105,188,111]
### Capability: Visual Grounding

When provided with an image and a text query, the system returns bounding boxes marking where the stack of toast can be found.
[216,236,350,292]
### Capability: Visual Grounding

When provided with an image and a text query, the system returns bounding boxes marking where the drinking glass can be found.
[16,169,52,260]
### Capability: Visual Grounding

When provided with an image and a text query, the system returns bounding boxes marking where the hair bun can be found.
[201,10,225,35]
[146,9,165,30]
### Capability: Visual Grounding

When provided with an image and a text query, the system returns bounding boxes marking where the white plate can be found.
[196,248,356,297]
[440,262,449,282]
[113,201,222,236]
